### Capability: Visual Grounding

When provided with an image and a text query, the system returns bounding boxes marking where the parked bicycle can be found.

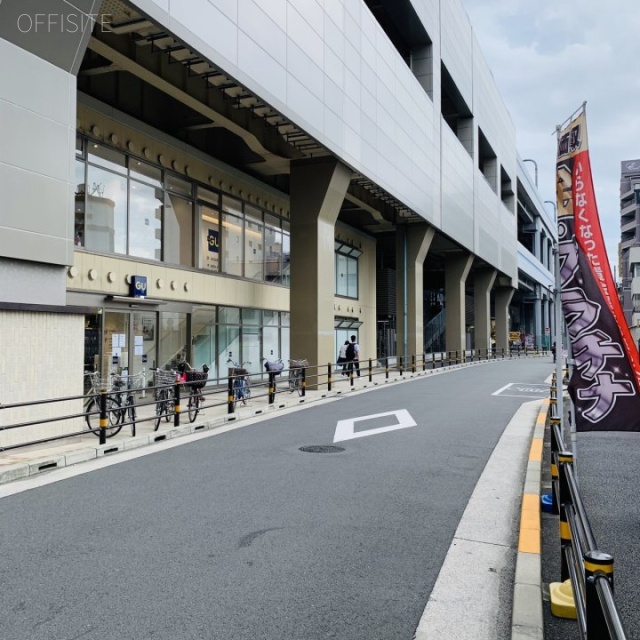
[179,363,210,423]
[111,372,145,437]
[288,359,308,396]
[227,359,251,407]
[84,371,124,438]
[153,368,178,430]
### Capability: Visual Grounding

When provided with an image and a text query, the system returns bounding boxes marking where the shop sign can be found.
[130,275,148,298]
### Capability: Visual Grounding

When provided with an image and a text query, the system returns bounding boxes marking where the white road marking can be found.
[333,409,417,443]
[492,383,512,396]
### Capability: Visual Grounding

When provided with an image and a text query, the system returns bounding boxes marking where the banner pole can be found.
[553,243,565,448]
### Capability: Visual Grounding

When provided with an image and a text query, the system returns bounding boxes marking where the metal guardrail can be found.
[550,391,628,639]
[0,348,548,454]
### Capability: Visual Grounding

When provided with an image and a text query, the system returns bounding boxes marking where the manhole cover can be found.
[299,445,345,454]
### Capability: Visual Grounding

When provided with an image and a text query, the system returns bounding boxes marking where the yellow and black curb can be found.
[511,398,548,639]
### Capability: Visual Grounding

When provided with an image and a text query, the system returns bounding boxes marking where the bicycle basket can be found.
[154,369,177,386]
[229,367,249,377]
[289,359,309,369]
[264,360,284,373]
[185,370,209,389]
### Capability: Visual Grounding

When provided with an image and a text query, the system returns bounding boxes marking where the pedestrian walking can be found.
[347,335,360,377]
[337,341,349,376]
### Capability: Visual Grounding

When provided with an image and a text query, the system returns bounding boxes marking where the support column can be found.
[473,269,497,351]
[445,254,474,353]
[290,157,351,374]
[396,224,435,360]
[494,287,515,353]
[534,295,543,349]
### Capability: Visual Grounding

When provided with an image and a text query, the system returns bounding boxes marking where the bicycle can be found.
[227,359,251,407]
[153,368,178,430]
[83,371,125,438]
[112,372,145,437]
[288,359,308,396]
[181,364,209,423]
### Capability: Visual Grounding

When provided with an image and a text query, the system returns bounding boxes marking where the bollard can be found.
[385,357,389,379]
[399,356,404,376]
[174,380,181,426]
[301,367,306,396]
[368,358,372,382]
[411,354,416,374]
[431,352,436,369]
[584,550,615,640]
[99,389,108,446]
[558,451,574,582]
[327,363,332,392]
[268,371,275,404]
[227,374,234,414]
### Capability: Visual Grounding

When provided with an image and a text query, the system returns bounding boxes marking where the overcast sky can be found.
[460,0,640,279]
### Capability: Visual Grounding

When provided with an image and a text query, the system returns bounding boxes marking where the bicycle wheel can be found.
[188,390,200,422]
[85,396,123,437]
[241,381,250,405]
[154,389,168,431]
[288,373,296,393]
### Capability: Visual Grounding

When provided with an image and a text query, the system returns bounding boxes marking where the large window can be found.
[74,135,289,286]
[335,242,361,298]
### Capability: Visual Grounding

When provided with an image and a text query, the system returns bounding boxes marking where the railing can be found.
[549,383,628,639]
[0,347,548,453]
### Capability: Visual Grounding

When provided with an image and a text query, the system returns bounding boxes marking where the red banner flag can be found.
[556,109,640,431]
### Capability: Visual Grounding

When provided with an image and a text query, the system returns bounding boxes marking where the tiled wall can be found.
[0,311,85,448]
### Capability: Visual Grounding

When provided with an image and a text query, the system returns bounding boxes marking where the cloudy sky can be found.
[460,0,640,279]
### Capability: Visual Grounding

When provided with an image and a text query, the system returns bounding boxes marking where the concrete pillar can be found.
[494,287,515,353]
[534,296,542,349]
[445,254,474,352]
[290,157,351,374]
[396,224,435,360]
[473,269,497,351]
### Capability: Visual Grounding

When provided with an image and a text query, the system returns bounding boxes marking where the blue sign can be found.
[130,275,148,298]
[207,229,220,253]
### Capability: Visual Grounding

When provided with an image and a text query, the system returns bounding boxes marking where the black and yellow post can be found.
[584,550,615,639]
[422,353,426,371]
[301,366,306,396]
[398,355,404,376]
[431,352,436,369]
[558,451,574,582]
[268,371,275,404]
[368,358,372,382]
[548,500,577,619]
[411,354,416,374]
[385,358,389,379]
[173,380,181,426]
[327,363,332,392]
[227,374,234,414]
[98,389,108,445]
[349,367,354,387]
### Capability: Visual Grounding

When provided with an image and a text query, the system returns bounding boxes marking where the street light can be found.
[523,158,539,187]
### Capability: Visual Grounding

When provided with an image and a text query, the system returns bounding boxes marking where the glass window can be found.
[74,161,86,247]
[88,144,126,174]
[166,173,192,196]
[281,312,290,327]
[222,195,243,215]
[335,245,359,298]
[130,160,162,187]
[129,180,163,260]
[76,136,84,157]
[85,165,128,254]
[219,307,240,324]
[264,215,282,283]
[281,223,291,286]
[222,211,243,276]
[132,311,157,375]
[159,312,188,370]
[245,215,264,280]
[197,187,219,206]
[192,306,217,381]
[164,193,193,267]
[336,253,348,296]
[242,309,260,325]
[200,204,220,272]
[242,326,261,375]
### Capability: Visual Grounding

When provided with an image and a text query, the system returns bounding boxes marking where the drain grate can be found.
[299,445,345,454]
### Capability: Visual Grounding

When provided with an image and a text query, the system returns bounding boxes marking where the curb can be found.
[511,398,548,639]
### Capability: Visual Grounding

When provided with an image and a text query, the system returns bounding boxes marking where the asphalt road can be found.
[0,360,553,640]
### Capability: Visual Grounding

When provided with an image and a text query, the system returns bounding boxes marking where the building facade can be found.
[0,0,554,445]
[620,159,640,345]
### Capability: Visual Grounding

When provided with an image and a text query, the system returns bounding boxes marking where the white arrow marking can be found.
[333,409,417,443]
